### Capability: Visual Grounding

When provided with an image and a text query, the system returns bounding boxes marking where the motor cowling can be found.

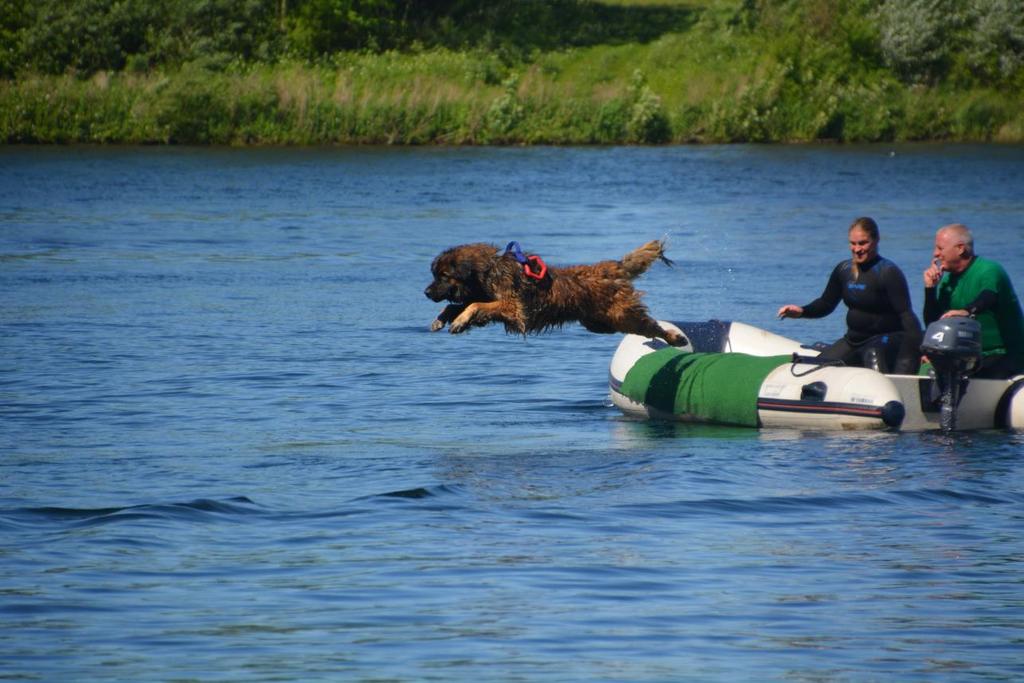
[921,317,982,372]
[921,317,982,431]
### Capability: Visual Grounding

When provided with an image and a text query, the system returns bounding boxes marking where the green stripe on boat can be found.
[618,349,792,427]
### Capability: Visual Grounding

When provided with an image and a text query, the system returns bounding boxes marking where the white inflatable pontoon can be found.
[609,320,1024,431]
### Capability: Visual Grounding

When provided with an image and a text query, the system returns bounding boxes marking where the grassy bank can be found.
[3,1,1024,145]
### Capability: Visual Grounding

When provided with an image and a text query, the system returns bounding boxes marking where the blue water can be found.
[2,145,1024,681]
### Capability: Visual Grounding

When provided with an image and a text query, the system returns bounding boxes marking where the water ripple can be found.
[4,496,262,529]
[614,486,1017,519]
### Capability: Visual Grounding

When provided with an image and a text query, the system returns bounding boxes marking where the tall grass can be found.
[2,16,1023,145]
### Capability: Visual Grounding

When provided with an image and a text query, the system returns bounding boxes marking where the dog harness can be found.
[504,241,548,281]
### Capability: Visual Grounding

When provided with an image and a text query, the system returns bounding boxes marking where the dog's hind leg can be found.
[611,312,687,347]
[620,239,673,278]
[449,300,525,335]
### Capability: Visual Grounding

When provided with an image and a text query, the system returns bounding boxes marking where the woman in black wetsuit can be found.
[776,217,923,374]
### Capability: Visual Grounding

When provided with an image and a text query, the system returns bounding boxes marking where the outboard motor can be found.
[921,317,982,431]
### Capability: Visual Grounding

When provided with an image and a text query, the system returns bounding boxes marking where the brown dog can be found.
[424,239,685,346]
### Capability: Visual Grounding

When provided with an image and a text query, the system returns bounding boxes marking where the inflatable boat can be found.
[609,320,1024,431]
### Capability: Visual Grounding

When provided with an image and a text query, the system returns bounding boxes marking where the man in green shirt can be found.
[923,223,1024,379]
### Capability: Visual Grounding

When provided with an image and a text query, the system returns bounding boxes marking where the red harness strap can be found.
[523,254,547,280]
[505,241,548,281]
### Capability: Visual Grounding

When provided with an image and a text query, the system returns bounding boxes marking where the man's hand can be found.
[923,258,943,288]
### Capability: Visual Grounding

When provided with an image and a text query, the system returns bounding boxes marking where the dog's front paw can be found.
[432,303,466,332]
[448,304,477,334]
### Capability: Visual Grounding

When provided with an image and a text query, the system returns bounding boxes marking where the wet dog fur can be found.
[424,239,685,346]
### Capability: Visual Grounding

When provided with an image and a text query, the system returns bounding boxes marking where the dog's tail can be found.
[620,239,674,278]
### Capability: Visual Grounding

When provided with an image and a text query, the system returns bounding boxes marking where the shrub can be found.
[154,66,233,143]
[964,0,1024,83]
[483,73,523,141]
[625,70,669,144]
[951,91,1011,139]
[875,0,961,83]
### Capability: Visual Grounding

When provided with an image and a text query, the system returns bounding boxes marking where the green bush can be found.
[964,0,1024,84]
[482,74,524,141]
[951,91,1010,139]
[875,0,959,84]
[153,67,233,143]
[625,70,669,144]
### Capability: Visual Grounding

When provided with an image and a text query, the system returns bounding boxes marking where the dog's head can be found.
[424,243,499,303]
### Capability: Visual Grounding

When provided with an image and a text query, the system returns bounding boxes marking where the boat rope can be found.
[789,353,846,377]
